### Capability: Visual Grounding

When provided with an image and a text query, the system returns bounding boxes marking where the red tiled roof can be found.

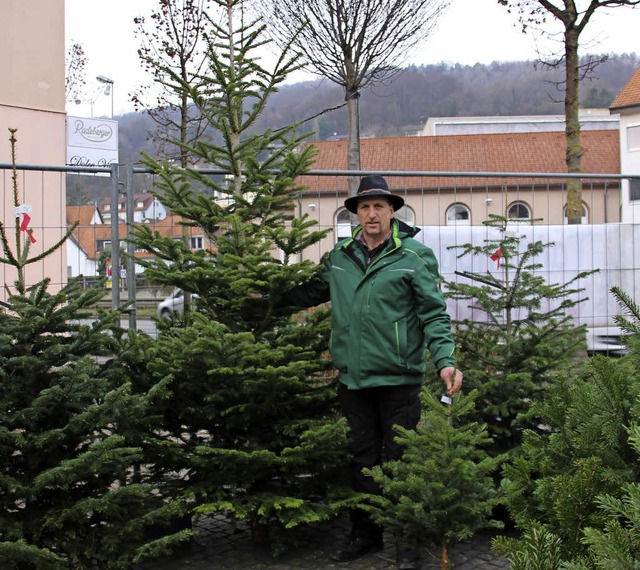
[66,210,200,260]
[66,204,101,226]
[299,130,619,191]
[610,67,640,111]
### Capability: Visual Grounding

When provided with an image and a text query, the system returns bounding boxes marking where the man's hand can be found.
[439,366,463,396]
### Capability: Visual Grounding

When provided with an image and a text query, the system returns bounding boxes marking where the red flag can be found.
[490,247,502,268]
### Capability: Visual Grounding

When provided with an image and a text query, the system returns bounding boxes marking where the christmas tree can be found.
[363,388,504,570]
[440,213,593,455]
[128,0,352,552]
[0,129,185,569]
[493,286,640,568]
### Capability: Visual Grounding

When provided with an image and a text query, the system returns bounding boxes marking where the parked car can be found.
[156,288,199,322]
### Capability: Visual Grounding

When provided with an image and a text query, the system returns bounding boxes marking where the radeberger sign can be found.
[66,116,118,167]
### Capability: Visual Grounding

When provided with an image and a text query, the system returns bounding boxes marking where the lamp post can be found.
[96,75,114,118]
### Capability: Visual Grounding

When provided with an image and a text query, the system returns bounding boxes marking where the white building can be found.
[610,68,640,223]
[422,108,619,136]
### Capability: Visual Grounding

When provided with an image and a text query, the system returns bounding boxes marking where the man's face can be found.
[356,196,394,242]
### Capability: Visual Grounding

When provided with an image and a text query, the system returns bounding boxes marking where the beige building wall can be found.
[0,0,67,299]
[298,183,621,264]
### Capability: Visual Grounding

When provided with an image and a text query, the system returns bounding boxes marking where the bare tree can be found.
[133,0,214,167]
[254,0,451,194]
[498,0,640,224]
[65,42,87,104]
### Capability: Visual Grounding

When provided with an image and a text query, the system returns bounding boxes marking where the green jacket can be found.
[284,220,456,390]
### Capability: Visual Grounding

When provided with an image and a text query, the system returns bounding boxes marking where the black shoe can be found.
[329,535,384,562]
[397,546,421,570]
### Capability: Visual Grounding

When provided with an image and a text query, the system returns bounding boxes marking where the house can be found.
[66,205,104,278]
[66,206,210,278]
[422,108,618,136]
[99,193,168,223]
[610,67,640,223]
[297,129,621,263]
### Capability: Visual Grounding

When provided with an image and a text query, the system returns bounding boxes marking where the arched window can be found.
[507,202,531,223]
[335,209,352,240]
[334,205,416,242]
[563,203,589,224]
[395,206,415,226]
[446,203,471,225]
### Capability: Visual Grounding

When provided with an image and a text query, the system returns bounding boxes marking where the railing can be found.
[1,162,638,352]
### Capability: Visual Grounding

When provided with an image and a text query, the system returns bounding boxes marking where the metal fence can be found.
[1,162,638,351]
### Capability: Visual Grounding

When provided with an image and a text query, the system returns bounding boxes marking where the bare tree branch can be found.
[65,43,87,103]
[498,0,640,223]
[132,0,215,166]
[253,0,451,187]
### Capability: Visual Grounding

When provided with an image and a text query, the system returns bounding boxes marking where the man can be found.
[281,174,463,569]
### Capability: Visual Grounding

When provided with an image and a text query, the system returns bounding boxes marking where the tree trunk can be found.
[346,89,361,228]
[564,25,583,225]
[181,92,192,313]
[441,542,450,570]
[346,90,361,195]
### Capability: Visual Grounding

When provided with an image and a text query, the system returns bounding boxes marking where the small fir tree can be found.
[569,425,640,569]
[438,213,593,455]
[129,0,352,552]
[0,130,186,569]
[363,388,505,570]
[493,286,640,568]
[491,522,571,570]
[496,353,640,560]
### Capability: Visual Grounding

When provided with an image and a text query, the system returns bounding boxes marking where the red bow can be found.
[20,213,36,244]
[490,247,502,268]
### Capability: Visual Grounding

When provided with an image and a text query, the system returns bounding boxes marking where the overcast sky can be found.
[65,0,640,117]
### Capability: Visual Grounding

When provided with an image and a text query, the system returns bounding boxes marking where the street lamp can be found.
[96,75,114,118]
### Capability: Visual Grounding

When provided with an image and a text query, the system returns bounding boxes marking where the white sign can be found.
[66,116,119,168]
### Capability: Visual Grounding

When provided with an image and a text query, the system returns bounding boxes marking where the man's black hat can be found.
[344,174,405,214]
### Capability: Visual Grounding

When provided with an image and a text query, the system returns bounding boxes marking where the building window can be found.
[97,240,111,252]
[563,203,589,224]
[335,209,352,240]
[446,203,471,225]
[628,125,640,151]
[630,179,640,201]
[190,236,204,250]
[507,202,531,222]
[395,206,415,226]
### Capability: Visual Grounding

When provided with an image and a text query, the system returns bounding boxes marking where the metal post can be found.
[126,165,137,330]
[110,163,120,309]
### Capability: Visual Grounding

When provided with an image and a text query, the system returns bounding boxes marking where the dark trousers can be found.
[338,383,422,538]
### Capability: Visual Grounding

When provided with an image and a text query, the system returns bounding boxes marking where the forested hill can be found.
[117,53,639,164]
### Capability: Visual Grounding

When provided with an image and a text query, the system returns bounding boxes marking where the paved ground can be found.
[136,512,512,569]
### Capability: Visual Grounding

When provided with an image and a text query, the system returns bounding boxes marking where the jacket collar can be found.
[342,219,408,251]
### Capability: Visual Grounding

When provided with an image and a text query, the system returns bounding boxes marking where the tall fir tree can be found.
[129,0,352,552]
[363,388,504,570]
[0,130,185,569]
[437,213,593,455]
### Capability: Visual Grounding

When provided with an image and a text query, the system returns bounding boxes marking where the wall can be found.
[618,109,640,223]
[0,0,67,299]
[300,178,622,265]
